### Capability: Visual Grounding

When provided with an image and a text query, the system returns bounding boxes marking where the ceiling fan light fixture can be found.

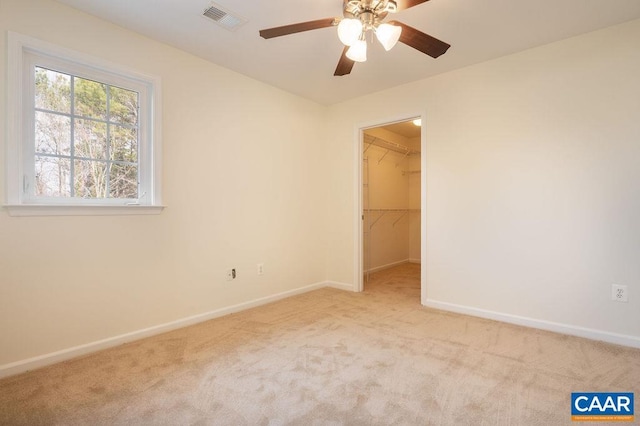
[259,0,451,77]
[385,0,398,13]
[376,23,402,51]
[346,39,367,62]
[337,18,363,46]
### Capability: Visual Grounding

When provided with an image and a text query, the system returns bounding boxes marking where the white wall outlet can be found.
[611,284,628,302]
[257,263,264,275]
[226,269,236,281]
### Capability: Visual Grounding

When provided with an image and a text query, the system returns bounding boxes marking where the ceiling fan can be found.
[259,0,450,76]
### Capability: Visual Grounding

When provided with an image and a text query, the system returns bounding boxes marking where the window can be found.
[33,67,140,199]
[6,32,163,216]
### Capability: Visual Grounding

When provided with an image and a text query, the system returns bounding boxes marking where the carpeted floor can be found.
[1,263,639,425]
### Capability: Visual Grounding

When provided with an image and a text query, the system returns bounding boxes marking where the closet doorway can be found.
[359,117,423,300]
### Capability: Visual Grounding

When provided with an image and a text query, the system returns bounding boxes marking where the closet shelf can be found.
[364,209,420,228]
[364,134,420,156]
[365,208,420,212]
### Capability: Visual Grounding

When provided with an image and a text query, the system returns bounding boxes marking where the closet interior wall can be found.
[363,127,421,281]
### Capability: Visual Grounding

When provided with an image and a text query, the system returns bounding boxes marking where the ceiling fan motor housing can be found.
[343,0,397,21]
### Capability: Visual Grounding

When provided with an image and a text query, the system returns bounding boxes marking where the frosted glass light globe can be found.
[337,18,363,46]
[346,39,367,62]
[376,23,402,51]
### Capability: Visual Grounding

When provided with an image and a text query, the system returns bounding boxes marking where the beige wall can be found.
[326,18,640,341]
[0,0,328,366]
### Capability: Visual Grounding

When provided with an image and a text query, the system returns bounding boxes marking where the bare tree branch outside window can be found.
[34,67,139,199]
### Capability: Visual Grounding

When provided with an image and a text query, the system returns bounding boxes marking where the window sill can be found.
[3,204,165,217]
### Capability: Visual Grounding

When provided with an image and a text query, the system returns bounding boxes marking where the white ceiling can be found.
[382,120,422,138]
[55,0,640,106]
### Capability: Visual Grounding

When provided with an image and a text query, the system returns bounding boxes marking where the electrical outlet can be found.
[257,263,264,275]
[226,269,236,281]
[611,284,628,302]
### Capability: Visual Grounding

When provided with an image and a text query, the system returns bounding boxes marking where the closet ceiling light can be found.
[413,118,422,127]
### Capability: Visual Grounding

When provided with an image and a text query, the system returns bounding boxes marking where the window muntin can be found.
[33,67,140,200]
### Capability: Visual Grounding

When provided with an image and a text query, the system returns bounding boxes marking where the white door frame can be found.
[353,113,427,304]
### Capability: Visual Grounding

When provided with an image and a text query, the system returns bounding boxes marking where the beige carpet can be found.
[1,263,639,425]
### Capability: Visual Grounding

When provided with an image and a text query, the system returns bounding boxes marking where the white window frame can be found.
[5,32,163,216]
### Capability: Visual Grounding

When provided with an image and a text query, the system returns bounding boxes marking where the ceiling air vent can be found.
[202,3,247,31]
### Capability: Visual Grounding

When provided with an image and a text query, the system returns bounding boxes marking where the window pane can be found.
[109,163,138,199]
[35,111,71,155]
[75,119,107,160]
[35,67,71,113]
[74,77,107,120]
[110,125,138,162]
[35,156,71,197]
[109,86,138,126]
[74,160,107,198]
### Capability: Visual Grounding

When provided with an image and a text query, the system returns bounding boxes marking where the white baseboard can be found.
[325,281,356,292]
[366,259,410,274]
[424,299,640,349]
[16,283,636,380]
[0,281,331,379]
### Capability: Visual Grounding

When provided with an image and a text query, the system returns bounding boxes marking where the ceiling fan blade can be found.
[259,18,336,39]
[389,20,450,58]
[394,0,430,11]
[334,47,355,76]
